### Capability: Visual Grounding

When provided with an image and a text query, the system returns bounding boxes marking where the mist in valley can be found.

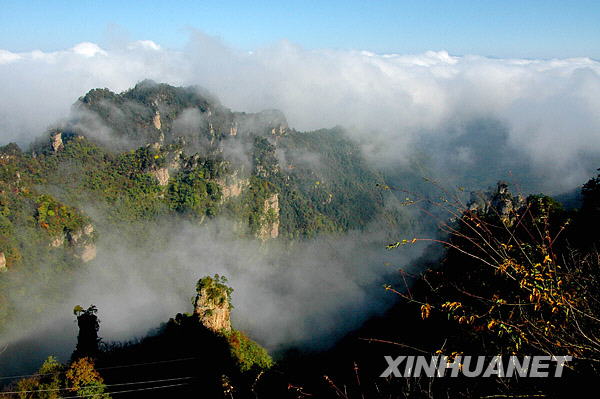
[1,32,600,377]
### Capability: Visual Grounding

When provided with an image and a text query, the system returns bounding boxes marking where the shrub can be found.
[224,329,273,372]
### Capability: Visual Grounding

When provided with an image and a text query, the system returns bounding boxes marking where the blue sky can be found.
[1,0,599,58]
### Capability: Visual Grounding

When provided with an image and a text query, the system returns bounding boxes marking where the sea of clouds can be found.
[1,31,599,190]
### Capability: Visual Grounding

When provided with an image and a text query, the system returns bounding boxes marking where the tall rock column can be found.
[72,305,101,360]
[193,275,232,332]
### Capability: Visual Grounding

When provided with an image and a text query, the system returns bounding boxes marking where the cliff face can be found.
[193,276,232,332]
[216,172,249,201]
[258,193,280,240]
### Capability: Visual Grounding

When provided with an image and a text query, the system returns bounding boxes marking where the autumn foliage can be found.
[389,181,600,366]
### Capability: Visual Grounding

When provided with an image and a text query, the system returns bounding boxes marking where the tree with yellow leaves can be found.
[65,357,110,399]
[15,356,63,399]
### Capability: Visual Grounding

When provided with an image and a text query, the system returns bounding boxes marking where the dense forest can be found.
[1,81,598,398]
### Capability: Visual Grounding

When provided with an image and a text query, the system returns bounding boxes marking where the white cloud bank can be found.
[1,32,599,189]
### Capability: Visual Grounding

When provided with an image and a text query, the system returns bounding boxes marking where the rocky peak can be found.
[193,275,233,332]
[73,305,100,359]
[468,181,525,226]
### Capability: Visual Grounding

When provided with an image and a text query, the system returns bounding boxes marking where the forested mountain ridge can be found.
[0,81,390,337]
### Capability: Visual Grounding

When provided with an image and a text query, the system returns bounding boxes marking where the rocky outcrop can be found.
[148,142,162,152]
[258,193,280,240]
[194,276,232,332]
[67,223,94,244]
[150,167,170,186]
[50,132,64,152]
[152,110,162,130]
[271,125,287,136]
[230,122,238,136]
[67,224,97,262]
[0,252,6,272]
[47,224,96,262]
[468,182,525,226]
[216,172,249,201]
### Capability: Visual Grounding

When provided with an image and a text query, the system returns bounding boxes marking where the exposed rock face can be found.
[216,173,249,201]
[152,110,162,130]
[255,162,281,180]
[50,132,64,152]
[230,123,238,136]
[258,193,280,240]
[0,252,6,272]
[67,224,97,262]
[468,182,525,226]
[67,223,95,244]
[48,224,96,262]
[194,277,232,332]
[150,167,170,186]
[271,125,287,136]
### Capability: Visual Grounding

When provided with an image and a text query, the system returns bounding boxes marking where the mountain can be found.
[0,81,395,343]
